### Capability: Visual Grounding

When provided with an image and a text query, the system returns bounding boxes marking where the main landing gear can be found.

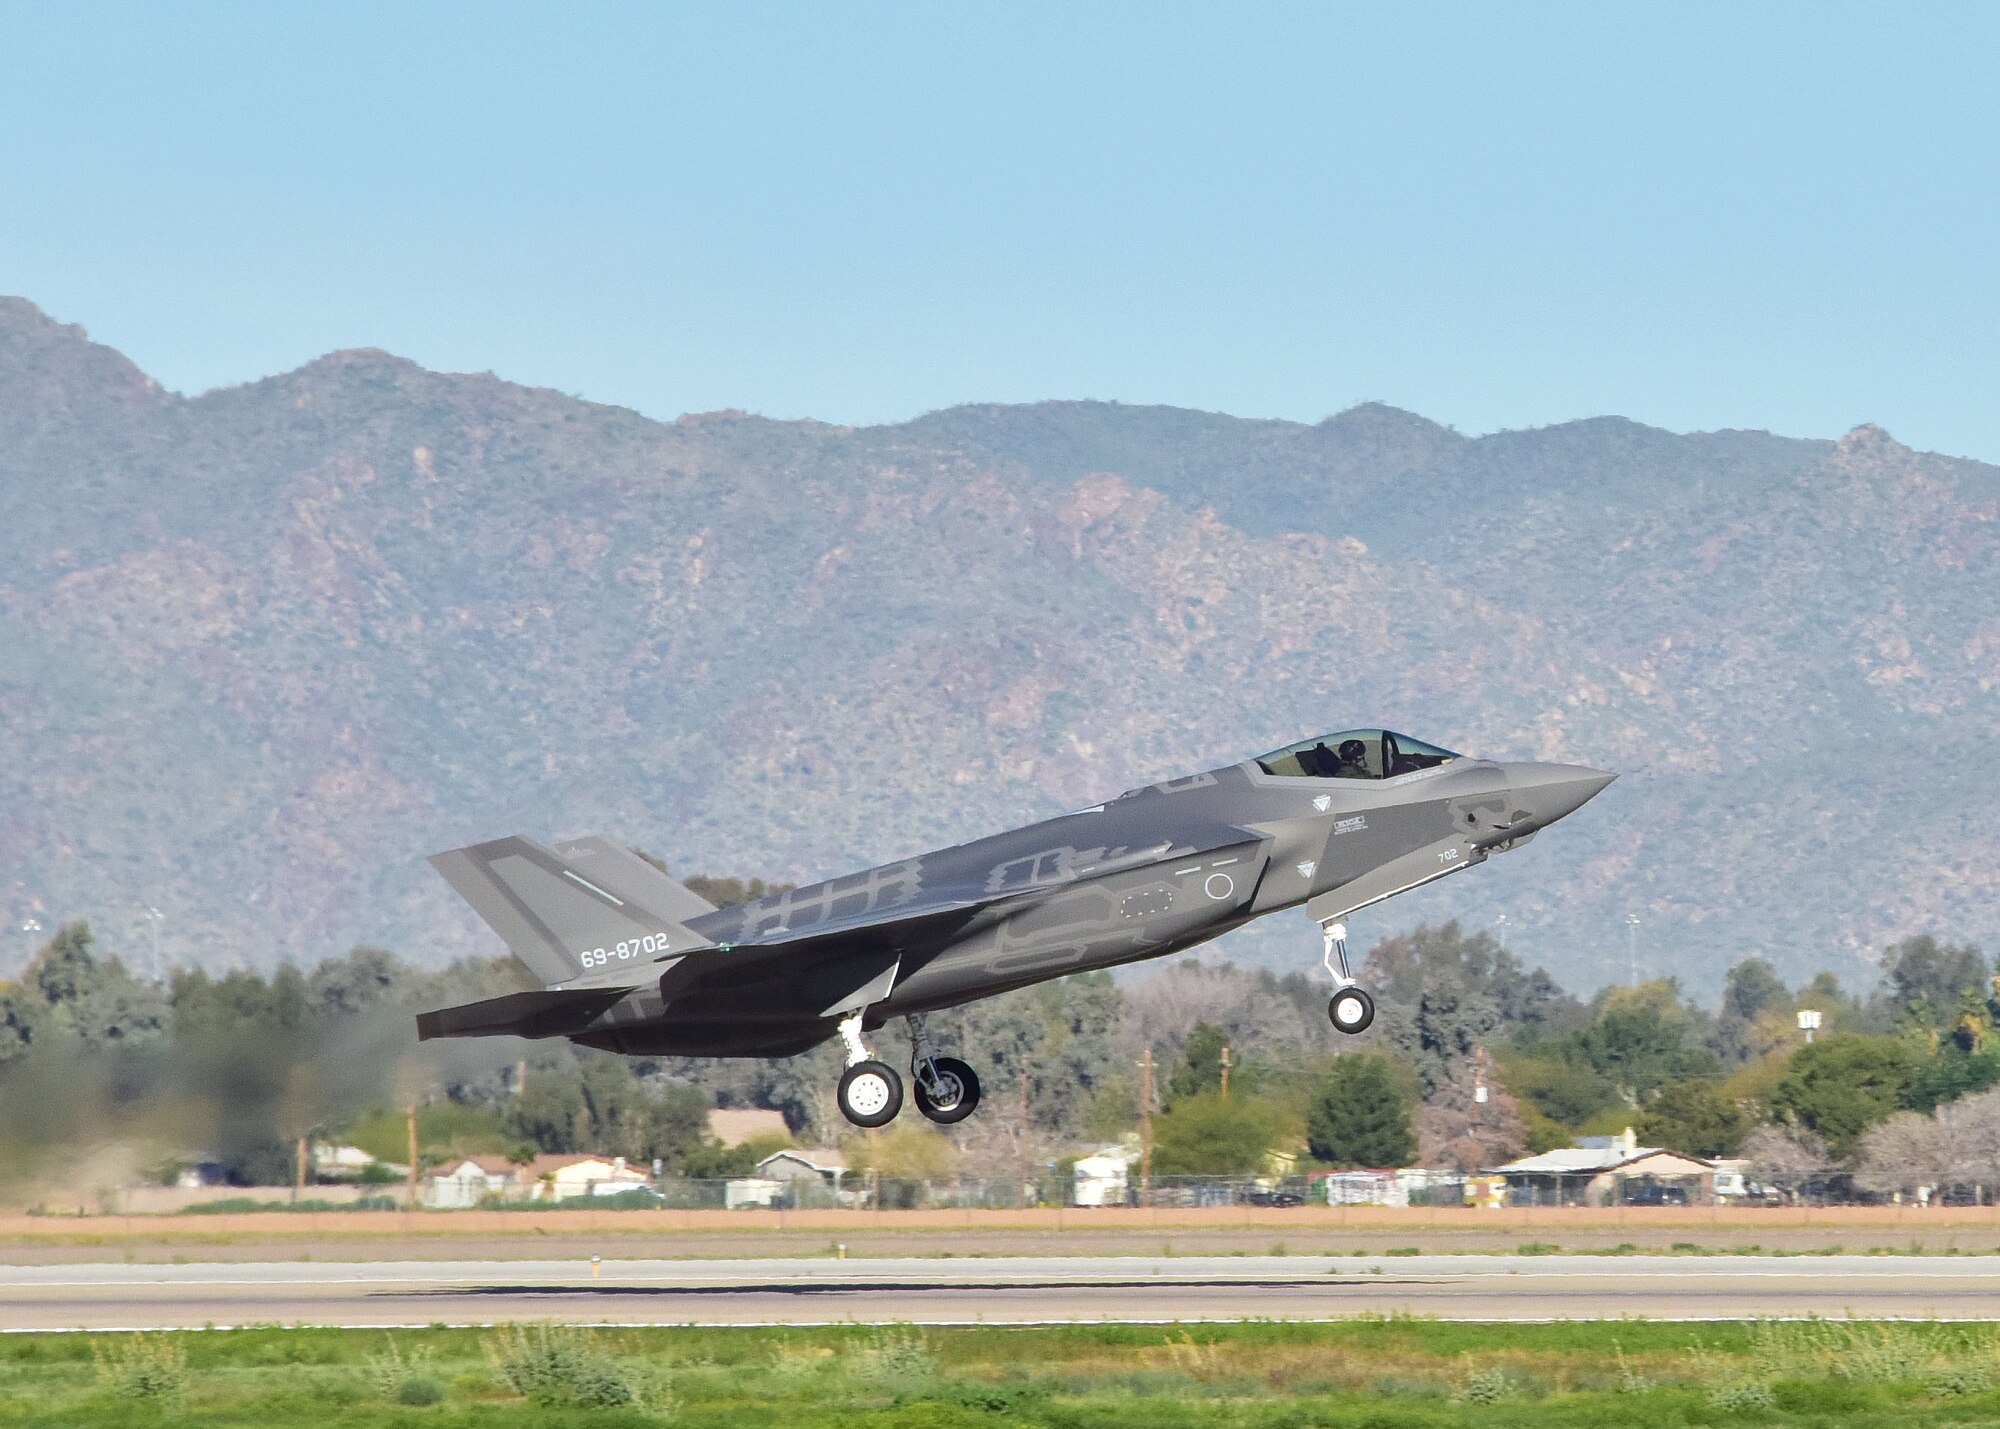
[1321,921,1375,1035]
[832,1010,983,1128]
[908,1013,981,1125]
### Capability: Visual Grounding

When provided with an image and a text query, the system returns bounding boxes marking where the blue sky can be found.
[4,4,1997,458]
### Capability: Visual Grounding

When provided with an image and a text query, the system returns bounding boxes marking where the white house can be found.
[312,1144,394,1178]
[522,1154,650,1201]
[753,1147,848,1205]
[1072,1145,1137,1207]
[724,1176,784,1209]
[423,1156,523,1209]
[1489,1129,1714,1207]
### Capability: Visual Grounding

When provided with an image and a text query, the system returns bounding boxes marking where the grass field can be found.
[14,1319,2000,1425]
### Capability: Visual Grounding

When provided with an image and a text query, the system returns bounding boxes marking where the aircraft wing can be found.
[420,821,1259,1040]
[646,825,1257,1017]
[697,831,1241,954]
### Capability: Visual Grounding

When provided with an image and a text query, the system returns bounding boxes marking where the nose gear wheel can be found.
[1328,985,1375,1034]
[1320,920,1376,1035]
[837,1060,904,1127]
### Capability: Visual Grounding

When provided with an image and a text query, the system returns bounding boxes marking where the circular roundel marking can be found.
[1203,872,1235,901]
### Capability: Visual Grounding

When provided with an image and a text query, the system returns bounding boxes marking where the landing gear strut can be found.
[1321,921,1375,1035]
[834,1010,903,1128]
[907,1013,981,1124]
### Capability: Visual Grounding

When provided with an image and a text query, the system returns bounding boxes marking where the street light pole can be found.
[143,906,164,984]
[1624,914,1640,987]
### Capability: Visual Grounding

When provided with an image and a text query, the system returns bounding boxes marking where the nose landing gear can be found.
[834,1010,904,1128]
[1321,921,1375,1035]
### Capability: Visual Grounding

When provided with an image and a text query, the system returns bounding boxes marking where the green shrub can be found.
[1928,1363,1995,1397]
[365,1337,442,1405]
[92,1332,190,1404]
[1708,1377,1777,1411]
[1688,1341,1774,1411]
[1453,1360,1513,1403]
[485,1323,639,1408]
[1612,1339,1652,1393]
[395,1376,446,1405]
[1749,1317,1979,1383]
[846,1326,938,1394]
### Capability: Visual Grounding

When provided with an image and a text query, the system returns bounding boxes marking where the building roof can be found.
[758,1147,846,1174]
[1489,1146,1714,1175]
[1073,1152,1132,1174]
[426,1156,514,1178]
[519,1153,645,1180]
[708,1108,791,1147]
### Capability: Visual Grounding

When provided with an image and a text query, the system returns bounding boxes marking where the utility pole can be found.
[1138,1049,1155,1207]
[405,1103,419,1210]
[294,1135,307,1199]
[1625,914,1640,987]
[1219,1045,1232,1100]
[1016,1067,1031,1208]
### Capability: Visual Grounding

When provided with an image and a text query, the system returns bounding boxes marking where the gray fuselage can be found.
[570,746,1610,1057]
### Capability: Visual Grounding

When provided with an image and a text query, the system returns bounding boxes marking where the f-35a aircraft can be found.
[419,729,1612,1129]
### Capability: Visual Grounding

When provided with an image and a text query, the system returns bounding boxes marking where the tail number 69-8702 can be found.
[579,933,677,968]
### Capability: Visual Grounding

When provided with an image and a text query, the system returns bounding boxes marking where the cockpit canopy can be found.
[1255,729,1461,780]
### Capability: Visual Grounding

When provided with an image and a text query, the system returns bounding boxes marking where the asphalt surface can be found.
[5,1254,2000,1328]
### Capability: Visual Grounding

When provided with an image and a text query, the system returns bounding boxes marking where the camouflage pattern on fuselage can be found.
[553,738,1611,1058]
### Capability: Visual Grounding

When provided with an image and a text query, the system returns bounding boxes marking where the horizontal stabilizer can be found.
[429,834,712,986]
[416,985,635,1041]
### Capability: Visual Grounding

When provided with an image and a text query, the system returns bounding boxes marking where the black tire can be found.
[913,1056,981,1124]
[1328,986,1375,1035]
[837,1060,904,1128]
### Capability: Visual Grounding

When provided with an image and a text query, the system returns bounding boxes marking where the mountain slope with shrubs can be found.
[2,295,1995,992]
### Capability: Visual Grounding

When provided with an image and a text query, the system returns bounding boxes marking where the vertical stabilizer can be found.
[429,834,712,985]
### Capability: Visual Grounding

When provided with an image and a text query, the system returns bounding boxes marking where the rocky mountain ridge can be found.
[2,296,1994,995]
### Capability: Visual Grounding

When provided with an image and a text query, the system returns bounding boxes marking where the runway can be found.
[5,1254,2000,1329]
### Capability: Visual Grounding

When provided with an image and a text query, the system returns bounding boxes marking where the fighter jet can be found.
[418,729,1612,1128]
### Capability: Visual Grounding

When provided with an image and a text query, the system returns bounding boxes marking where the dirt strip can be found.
[4,1205,2000,1264]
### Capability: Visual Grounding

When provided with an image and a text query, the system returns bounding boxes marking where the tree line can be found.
[0,914,1994,1194]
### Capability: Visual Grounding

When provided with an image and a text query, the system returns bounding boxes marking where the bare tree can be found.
[1742,1124,1834,1202]
[1416,1066,1525,1172]
[1939,1087,2000,1200]
[1855,1112,1943,1198]
[1117,959,1316,1061]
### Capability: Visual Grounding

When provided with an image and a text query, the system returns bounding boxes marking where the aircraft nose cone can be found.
[1504,763,1617,830]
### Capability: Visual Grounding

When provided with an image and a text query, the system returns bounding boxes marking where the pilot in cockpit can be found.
[1332,738,1371,777]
